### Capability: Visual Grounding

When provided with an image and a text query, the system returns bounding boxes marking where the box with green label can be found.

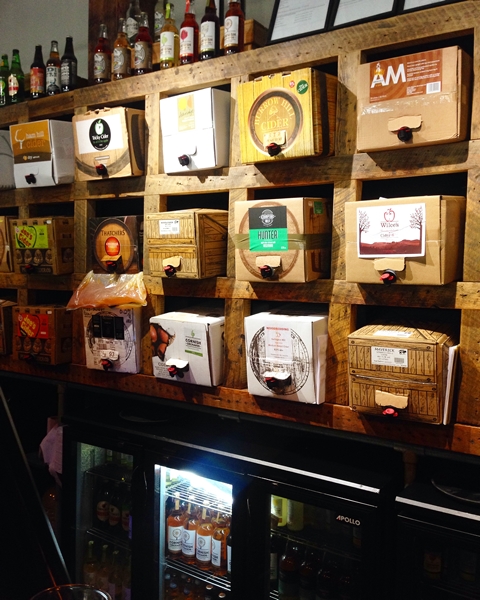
[237,67,337,163]
[10,217,74,275]
[234,198,332,283]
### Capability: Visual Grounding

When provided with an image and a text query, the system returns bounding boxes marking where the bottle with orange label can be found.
[211,511,230,576]
[167,495,184,559]
[182,502,200,564]
[30,45,46,99]
[196,507,214,570]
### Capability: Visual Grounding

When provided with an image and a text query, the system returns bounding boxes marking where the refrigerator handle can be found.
[131,466,147,517]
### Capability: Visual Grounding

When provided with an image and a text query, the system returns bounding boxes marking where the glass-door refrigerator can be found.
[63,401,399,600]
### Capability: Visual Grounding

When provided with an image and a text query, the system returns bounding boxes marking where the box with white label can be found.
[150,306,224,387]
[9,120,74,188]
[357,46,472,152]
[72,107,145,181]
[348,322,458,424]
[145,209,228,279]
[160,88,230,173]
[83,307,142,373]
[345,195,466,285]
[245,307,328,404]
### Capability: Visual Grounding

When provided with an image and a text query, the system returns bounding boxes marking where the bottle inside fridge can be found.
[156,465,233,599]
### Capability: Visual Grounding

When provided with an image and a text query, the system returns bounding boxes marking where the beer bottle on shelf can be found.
[159,3,180,70]
[133,11,153,75]
[108,550,123,600]
[154,0,166,42]
[46,40,61,95]
[94,479,111,530]
[97,544,110,592]
[211,511,230,576]
[338,559,360,600]
[196,507,214,570]
[179,0,199,65]
[299,548,319,600]
[30,45,46,99]
[278,540,301,599]
[224,0,244,55]
[316,554,340,599]
[126,0,142,47]
[112,17,131,80]
[204,584,215,600]
[8,49,24,104]
[199,0,219,61]
[93,24,112,84]
[83,540,98,586]
[182,502,200,564]
[60,36,77,92]
[167,495,184,558]
[0,54,10,107]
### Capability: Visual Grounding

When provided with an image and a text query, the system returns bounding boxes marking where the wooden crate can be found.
[237,67,337,163]
[145,209,228,279]
[348,322,458,425]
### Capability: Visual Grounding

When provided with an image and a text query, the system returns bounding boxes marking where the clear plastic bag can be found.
[66,271,147,309]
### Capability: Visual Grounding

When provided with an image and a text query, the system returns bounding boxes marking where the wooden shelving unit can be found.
[2,0,480,456]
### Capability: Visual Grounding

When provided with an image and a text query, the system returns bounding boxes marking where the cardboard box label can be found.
[370,49,443,103]
[13,224,49,249]
[10,121,51,164]
[249,206,288,251]
[177,94,195,132]
[75,114,124,154]
[374,330,412,338]
[160,219,181,235]
[357,202,426,257]
[265,325,292,362]
[371,346,408,367]
[184,325,205,357]
[17,312,49,339]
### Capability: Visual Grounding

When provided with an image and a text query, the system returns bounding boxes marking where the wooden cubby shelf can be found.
[2,0,480,456]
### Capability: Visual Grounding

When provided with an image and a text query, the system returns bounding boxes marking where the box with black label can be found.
[89,216,143,274]
[12,305,72,365]
[234,198,332,283]
[83,307,142,373]
[72,107,145,180]
[145,209,228,279]
[237,68,337,163]
[348,322,459,424]
[10,217,74,275]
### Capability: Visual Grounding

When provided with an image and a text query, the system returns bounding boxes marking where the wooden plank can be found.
[336,51,361,156]
[145,92,161,176]
[73,177,147,200]
[227,188,253,279]
[326,303,356,405]
[471,25,480,141]
[74,200,95,274]
[331,180,361,281]
[71,308,86,365]
[223,298,251,389]
[463,167,480,281]
[28,92,75,120]
[456,310,480,425]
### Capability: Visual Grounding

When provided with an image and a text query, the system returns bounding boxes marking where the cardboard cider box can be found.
[357,46,472,152]
[245,307,329,404]
[0,216,13,273]
[89,215,143,274]
[9,120,74,188]
[13,305,72,365]
[150,306,225,387]
[0,300,16,355]
[72,107,146,180]
[348,322,459,425]
[10,217,74,275]
[0,130,15,190]
[234,198,332,283]
[237,67,337,163]
[83,307,142,373]
[159,88,230,173]
[345,195,466,285]
[145,209,228,279]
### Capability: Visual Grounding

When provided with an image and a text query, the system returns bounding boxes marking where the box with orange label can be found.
[9,120,74,188]
[10,217,74,275]
[238,68,337,163]
[13,305,72,365]
[72,107,146,180]
[89,215,143,274]
[357,46,472,152]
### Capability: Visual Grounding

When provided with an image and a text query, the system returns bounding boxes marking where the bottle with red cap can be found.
[179,0,199,64]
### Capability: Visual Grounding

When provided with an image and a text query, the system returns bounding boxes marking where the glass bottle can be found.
[159,2,179,69]
[8,49,24,104]
[126,0,142,47]
[83,540,98,586]
[46,40,61,95]
[167,496,184,558]
[122,556,131,600]
[278,540,301,600]
[0,54,10,107]
[96,544,110,593]
[196,506,214,570]
[61,36,77,92]
[226,529,232,579]
[108,550,123,600]
[271,495,288,528]
[179,0,199,65]
[199,0,219,61]
[93,24,111,84]
[224,0,244,55]
[112,17,131,80]
[133,11,153,75]
[287,499,304,532]
[211,511,230,576]
[270,534,281,591]
[182,502,200,564]
[299,548,319,600]
[154,0,166,41]
[30,45,46,99]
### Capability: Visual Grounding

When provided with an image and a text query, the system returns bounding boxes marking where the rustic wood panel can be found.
[464,167,480,281]
[74,200,95,274]
[326,303,356,405]
[227,188,254,279]
[471,24,480,141]
[73,177,147,200]
[71,308,86,365]
[456,310,480,425]
[331,180,361,281]
[223,298,251,389]
[28,92,75,120]
[336,51,361,156]
[145,92,161,176]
